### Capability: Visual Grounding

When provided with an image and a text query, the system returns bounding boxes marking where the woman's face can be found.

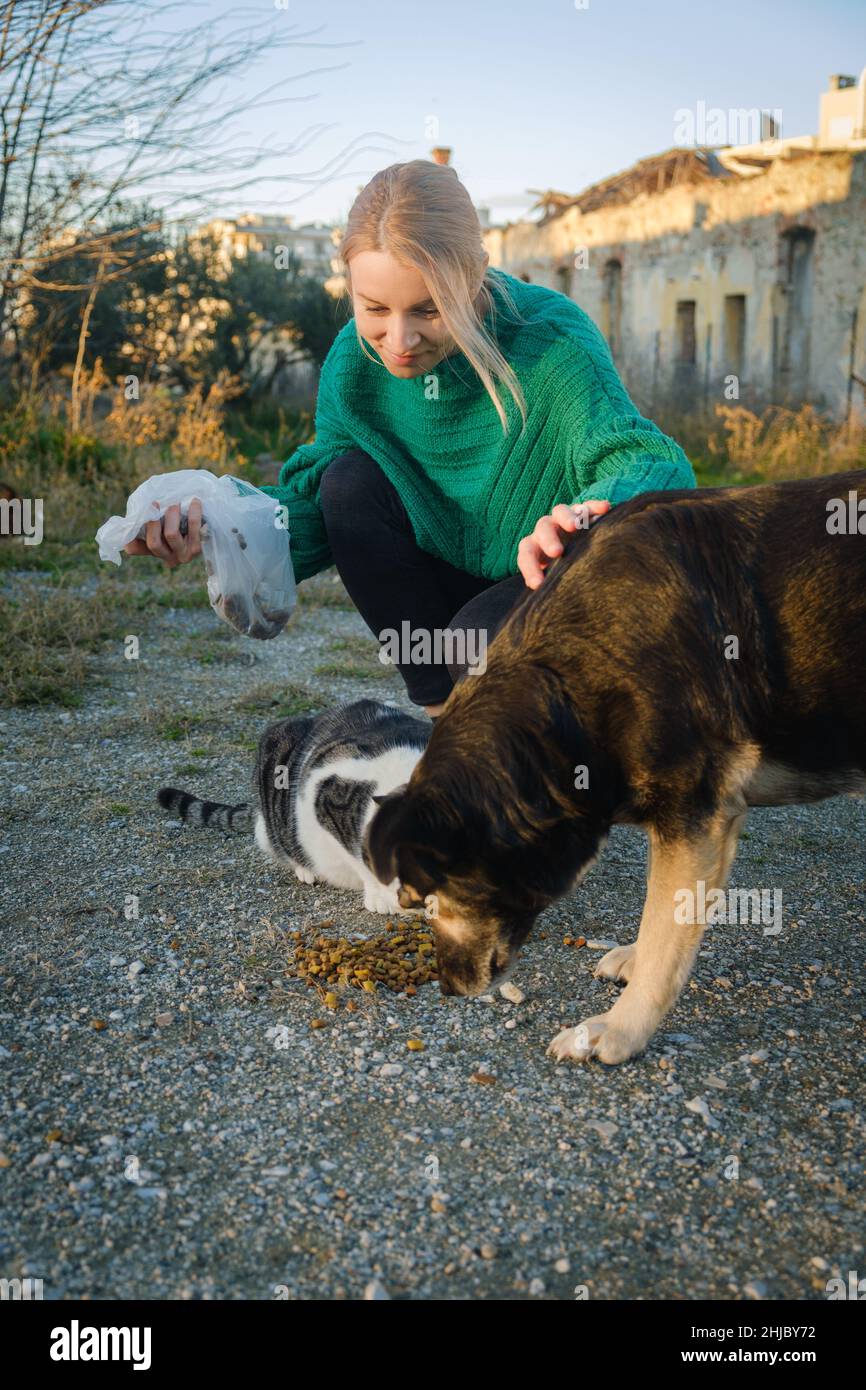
[349,250,454,376]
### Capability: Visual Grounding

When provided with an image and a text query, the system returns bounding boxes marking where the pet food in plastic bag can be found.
[95,468,296,639]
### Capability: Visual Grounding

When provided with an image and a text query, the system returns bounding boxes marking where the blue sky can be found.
[143,0,866,227]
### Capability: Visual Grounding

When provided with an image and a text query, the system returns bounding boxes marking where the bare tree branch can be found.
[0,0,402,386]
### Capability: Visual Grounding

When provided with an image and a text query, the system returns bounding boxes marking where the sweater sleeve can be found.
[258,335,358,583]
[546,328,697,507]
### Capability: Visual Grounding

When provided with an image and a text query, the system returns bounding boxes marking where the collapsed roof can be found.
[526,144,800,223]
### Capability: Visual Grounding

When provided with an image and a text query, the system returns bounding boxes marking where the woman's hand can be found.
[517,499,611,589]
[123,499,203,569]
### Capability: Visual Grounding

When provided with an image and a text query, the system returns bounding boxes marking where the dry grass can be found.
[3,376,862,712]
[41,359,249,475]
[0,576,129,706]
[0,372,295,708]
[235,681,322,718]
[314,634,391,682]
[708,404,866,480]
[172,373,248,470]
[297,571,354,609]
[652,402,866,487]
[1,364,253,556]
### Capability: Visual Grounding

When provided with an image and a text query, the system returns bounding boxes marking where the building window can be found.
[723,295,746,376]
[779,228,815,389]
[676,300,697,364]
[601,259,622,360]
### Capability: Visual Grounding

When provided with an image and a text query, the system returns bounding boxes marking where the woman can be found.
[126,159,696,716]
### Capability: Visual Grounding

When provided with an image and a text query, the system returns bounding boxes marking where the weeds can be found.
[157,713,206,741]
[314,661,391,681]
[235,681,321,718]
[708,404,866,479]
[0,576,129,705]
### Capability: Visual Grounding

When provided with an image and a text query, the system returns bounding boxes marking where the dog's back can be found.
[501,469,866,820]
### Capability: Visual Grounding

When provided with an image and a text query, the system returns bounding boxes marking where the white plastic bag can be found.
[95,468,296,639]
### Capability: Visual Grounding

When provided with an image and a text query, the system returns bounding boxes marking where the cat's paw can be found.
[362,884,400,914]
[293,865,316,885]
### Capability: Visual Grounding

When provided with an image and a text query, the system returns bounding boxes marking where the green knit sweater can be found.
[261,269,696,583]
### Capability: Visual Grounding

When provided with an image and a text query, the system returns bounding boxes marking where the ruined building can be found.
[479,72,866,423]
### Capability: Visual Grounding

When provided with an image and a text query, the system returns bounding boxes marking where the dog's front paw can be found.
[547,1011,643,1066]
[594,943,636,983]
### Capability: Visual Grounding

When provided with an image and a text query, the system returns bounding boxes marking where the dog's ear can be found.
[366,786,414,885]
[392,838,452,902]
[366,787,455,893]
[371,783,407,807]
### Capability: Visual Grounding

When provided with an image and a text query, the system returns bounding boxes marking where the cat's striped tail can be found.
[157,787,252,833]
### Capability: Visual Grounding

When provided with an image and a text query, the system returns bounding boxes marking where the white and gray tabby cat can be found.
[157,698,430,914]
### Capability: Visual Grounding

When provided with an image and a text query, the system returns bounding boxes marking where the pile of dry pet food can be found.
[289,918,438,996]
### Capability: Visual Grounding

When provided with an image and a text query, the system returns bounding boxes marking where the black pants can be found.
[318,449,526,705]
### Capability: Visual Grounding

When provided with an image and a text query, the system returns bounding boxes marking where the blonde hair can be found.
[338,160,528,435]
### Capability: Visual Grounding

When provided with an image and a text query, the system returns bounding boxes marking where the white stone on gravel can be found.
[744,1279,768,1299]
[364,1279,390,1300]
[586,1120,618,1142]
[684,1096,719,1129]
[499,982,524,1004]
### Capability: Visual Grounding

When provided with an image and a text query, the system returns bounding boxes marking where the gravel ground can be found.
[1,567,864,1301]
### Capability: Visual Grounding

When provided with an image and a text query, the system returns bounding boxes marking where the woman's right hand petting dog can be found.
[517,499,611,588]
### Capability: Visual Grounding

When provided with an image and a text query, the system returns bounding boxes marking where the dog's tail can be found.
[157,786,252,833]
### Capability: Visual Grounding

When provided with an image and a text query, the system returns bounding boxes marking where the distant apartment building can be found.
[185,213,342,400]
[195,212,340,281]
[480,71,866,423]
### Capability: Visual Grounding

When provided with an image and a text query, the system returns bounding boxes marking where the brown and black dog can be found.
[366,470,866,1064]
